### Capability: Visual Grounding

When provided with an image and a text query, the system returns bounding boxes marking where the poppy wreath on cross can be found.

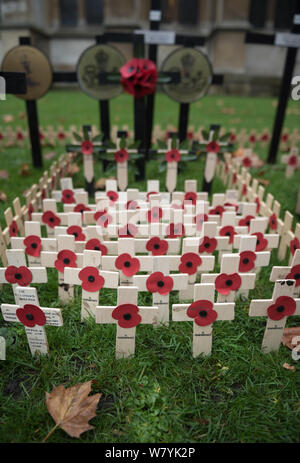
[120,58,157,98]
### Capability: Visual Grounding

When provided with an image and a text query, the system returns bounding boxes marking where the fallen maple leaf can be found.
[43,380,101,441]
[0,170,9,179]
[283,363,295,372]
[282,327,300,350]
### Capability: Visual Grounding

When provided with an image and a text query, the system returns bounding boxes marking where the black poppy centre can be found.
[186,261,193,268]
[14,273,22,280]
[154,244,160,250]
[204,242,210,248]
[226,279,233,286]
[123,313,132,320]
[88,275,95,282]
[199,310,207,318]
[243,258,249,264]
[31,243,38,249]
[276,305,285,313]
[124,261,131,268]
[157,280,165,288]
[63,258,70,265]
[26,313,34,321]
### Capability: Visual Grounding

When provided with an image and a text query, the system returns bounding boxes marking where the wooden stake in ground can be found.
[281,147,299,178]
[95,286,158,359]
[133,256,188,326]
[172,283,235,357]
[270,249,300,297]
[64,249,118,320]
[1,286,63,356]
[0,336,5,360]
[249,279,300,353]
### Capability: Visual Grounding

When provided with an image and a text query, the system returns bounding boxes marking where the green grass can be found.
[0,90,300,443]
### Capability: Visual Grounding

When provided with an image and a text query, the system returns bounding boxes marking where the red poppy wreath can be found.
[120,58,157,98]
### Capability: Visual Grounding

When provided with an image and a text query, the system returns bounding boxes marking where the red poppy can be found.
[17,131,24,141]
[146,271,174,296]
[55,250,77,273]
[267,296,296,321]
[215,273,242,295]
[255,197,261,214]
[252,232,268,252]
[225,163,229,174]
[166,223,185,238]
[9,220,18,237]
[219,225,236,244]
[239,251,256,272]
[0,132,4,141]
[73,203,91,214]
[281,133,289,142]
[146,191,158,202]
[241,184,247,196]
[24,235,42,257]
[58,131,66,140]
[224,202,239,212]
[28,203,34,221]
[112,303,141,328]
[232,173,237,184]
[42,210,61,228]
[179,253,202,275]
[120,58,157,98]
[187,299,218,326]
[106,190,119,204]
[67,225,86,241]
[209,205,225,217]
[242,156,252,168]
[288,155,298,167]
[94,210,112,228]
[290,237,300,256]
[40,132,45,141]
[41,188,47,200]
[16,304,46,328]
[206,141,220,153]
[269,213,277,230]
[198,236,217,254]
[5,265,33,286]
[81,140,93,155]
[51,175,56,189]
[78,266,105,292]
[146,236,168,256]
[147,206,163,223]
[115,253,140,277]
[194,213,208,232]
[165,149,181,163]
[229,133,236,143]
[261,133,270,142]
[85,238,108,255]
[286,264,300,287]
[126,200,139,210]
[61,189,75,204]
[249,134,256,143]
[118,224,138,238]
[184,191,197,205]
[238,215,255,228]
[114,149,129,163]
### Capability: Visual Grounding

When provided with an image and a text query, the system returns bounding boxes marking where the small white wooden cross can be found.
[41,235,83,302]
[249,218,280,253]
[0,249,47,300]
[95,286,158,359]
[288,223,300,265]
[270,249,300,297]
[51,177,84,204]
[64,249,119,321]
[0,225,8,267]
[133,255,189,325]
[4,203,23,238]
[201,253,256,302]
[172,283,235,357]
[249,279,300,353]
[10,221,57,267]
[1,286,63,356]
[281,147,300,178]
[32,198,69,237]
[277,210,294,261]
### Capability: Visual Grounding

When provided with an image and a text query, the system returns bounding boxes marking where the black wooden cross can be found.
[245,2,300,164]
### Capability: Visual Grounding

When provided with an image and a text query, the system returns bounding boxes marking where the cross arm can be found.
[133,272,188,291]
[1,304,62,325]
[201,272,256,290]
[64,267,119,288]
[0,267,47,284]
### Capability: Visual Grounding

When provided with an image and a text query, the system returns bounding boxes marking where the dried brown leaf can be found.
[95,177,116,190]
[282,327,300,350]
[44,380,101,440]
[19,163,30,176]
[0,170,9,179]
[44,151,55,160]
[258,179,270,186]
[3,114,14,123]
[0,191,7,201]
[283,363,295,372]
[67,163,80,175]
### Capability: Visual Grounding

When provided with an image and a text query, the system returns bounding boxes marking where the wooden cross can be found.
[277,210,294,261]
[4,201,24,238]
[133,255,188,325]
[288,223,300,265]
[0,225,8,267]
[95,286,158,359]
[249,279,300,353]
[281,147,300,178]
[201,253,256,302]
[32,198,68,237]
[10,221,57,267]
[270,249,300,297]
[0,249,47,299]
[249,218,280,253]
[172,283,235,357]
[64,249,119,321]
[51,177,85,204]
[41,235,83,302]
[1,286,63,356]
[217,211,248,262]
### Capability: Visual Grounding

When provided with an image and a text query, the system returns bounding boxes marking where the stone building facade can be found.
[0,0,299,95]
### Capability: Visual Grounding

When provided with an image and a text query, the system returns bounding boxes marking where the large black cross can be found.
[245,2,300,163]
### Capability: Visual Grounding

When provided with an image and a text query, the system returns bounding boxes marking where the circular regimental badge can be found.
[77,44,125,100]
[160,47,213,103]
[2,45,53,100]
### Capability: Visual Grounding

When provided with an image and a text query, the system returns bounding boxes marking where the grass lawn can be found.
[0,90,299,443]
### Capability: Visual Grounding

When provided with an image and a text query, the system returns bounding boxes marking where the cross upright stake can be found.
[172,283,235,357]
[95,286,158,359]
[64,249,119,321]
[281,147,300,178]
[1,286,63,356]
[249,279,300,353]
